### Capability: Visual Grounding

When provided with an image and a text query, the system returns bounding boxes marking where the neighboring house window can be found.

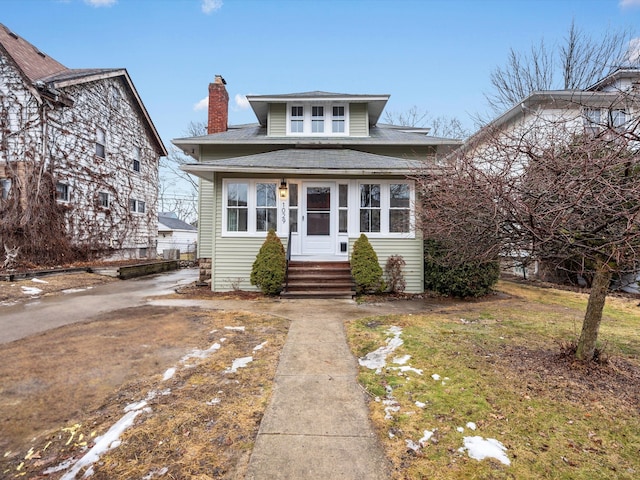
[583,108,601,131]
[610,109,626,129]
[133,147,141,172]
[256,183,277,232]
[291,106,304,133]
[333,106,345,133]
[0,178,11,200]
[56,182,69,202]
[360,184,381,233]
[98,192,110,208]
[130,199,145,213]
[226,182,248,232]
[389,183,410,233]
[289,183,298,233]
[338,184,348,233]
[312,106,324,133]
[96,128,106,158]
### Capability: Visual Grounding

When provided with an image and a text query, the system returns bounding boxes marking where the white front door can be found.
[301,182,335,255]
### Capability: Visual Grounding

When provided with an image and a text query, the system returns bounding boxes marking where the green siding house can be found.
[173,76,461,294]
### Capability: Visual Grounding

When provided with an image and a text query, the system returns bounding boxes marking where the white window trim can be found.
[130,198,145,214]
[286,102,350,136]
[355,180,415,238]
[222,179,285,237]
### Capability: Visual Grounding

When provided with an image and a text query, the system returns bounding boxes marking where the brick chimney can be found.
[207,75,228,134]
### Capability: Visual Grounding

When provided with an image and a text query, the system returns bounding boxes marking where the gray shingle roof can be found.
[158,215,197,231]
[182,148,433,179]
[173,123,462,148]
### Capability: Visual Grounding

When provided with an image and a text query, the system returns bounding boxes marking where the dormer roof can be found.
[246,91,390,127]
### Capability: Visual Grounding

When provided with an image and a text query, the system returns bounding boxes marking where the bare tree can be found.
[384,106,469,139]
[485,21,634,114]
[159,121,205,221]
[415,91,640,363]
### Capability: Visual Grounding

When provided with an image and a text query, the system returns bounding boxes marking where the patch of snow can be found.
[415,401,426,409]
[142,467,169,480]
[43,457,76,474]
[206,398,221,406]
[431,373,441,381]
[460,436,510,466]
[63,288,87,294]
[224,326,245,332]
[58,405,147,480]
[394,365,423,375]
[253,341,267,351]
[383,399,401,420]
[181,343,221,363]
[225,356,253,373]
[405,439,421,451]
[358,326,404,373]
[419,430,435,446]
[466,421,477,430]
[124,400,147,412]
[21,286,42,296]
[31,278,48,284]
[392,354,411,365]
[162,368,176,381]
[457,426,465,433]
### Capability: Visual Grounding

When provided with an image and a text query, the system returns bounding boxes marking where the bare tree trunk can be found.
[576,261,612,361]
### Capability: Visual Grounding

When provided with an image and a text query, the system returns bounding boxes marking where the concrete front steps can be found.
[281,261,355,299]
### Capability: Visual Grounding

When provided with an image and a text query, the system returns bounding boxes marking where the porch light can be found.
[278,179,288,199]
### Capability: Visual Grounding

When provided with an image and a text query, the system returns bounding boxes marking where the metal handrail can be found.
[284,227,292,291]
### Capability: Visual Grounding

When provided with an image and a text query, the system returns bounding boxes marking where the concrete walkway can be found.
[244,299,392,479]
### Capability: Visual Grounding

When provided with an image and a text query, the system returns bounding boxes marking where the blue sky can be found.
[2,0,640,192]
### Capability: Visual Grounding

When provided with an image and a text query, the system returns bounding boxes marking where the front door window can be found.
[306,187,330,236]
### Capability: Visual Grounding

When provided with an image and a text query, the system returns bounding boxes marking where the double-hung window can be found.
[358,181,413,236]
[0,178,11,200]
[290,106,304,133]
[95,128,106,158]
[225,180,281,235]
[130,199,145,213]
[227,182,248,232]
[360,184,381,233]
[610,109,626,129]
[133,147,141,172]
[583,108,601,134]
[256,183,277,232]
[56,182,69,202]
[98,192,110,208]
[312,106,324,133]
[332,106,345,133]
[389,184,410,233]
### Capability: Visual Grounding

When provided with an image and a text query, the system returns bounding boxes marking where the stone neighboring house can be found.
[173,76,461,293]
[461,67,640,289]
[157,212,197,258]
[0,24,167,260]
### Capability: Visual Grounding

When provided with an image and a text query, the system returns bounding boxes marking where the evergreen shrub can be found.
[250,229,286,295]
[351,234,385,294]
[423,240,499,298]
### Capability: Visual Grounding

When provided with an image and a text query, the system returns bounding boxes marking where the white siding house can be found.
[0,23,167,261]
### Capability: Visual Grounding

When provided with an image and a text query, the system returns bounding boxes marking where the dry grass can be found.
[347,280,640,479]
[0,307,289,479]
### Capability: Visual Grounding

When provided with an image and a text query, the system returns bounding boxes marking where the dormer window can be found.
[332,106,345,133]
[312,106,324,133]
[291,106,304,133]
[286,103,348,136]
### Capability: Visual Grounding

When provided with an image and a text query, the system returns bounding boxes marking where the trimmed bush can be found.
[351,234,385,294]
[250,229,286,295]
[424,240,499,298]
